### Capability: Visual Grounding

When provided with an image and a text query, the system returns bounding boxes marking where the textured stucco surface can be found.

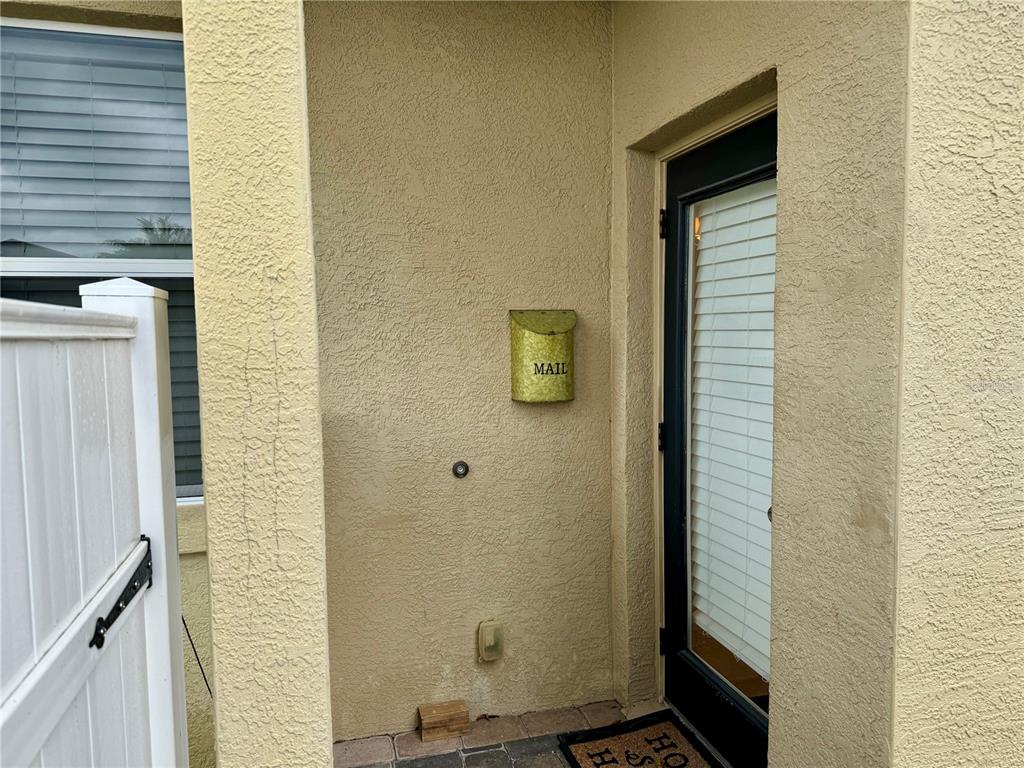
[3,0,181,30]
[16,1,1022,764]
[305,1,613,740]
[182,1,332,766]
[609,147,658,706]
[894,2,1024,766]
[178,502,215,768]
[611,3,910,766]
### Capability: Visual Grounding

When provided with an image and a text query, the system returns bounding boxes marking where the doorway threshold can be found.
[661,700,734,768]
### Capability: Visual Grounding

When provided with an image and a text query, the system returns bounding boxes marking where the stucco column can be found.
[609,149,659,710]
[181,2,332,766]
[893,2,1023,766]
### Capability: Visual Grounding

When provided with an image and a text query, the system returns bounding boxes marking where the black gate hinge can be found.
[89,535,153,650]
[659,209,668,240]
[658,422,665,452]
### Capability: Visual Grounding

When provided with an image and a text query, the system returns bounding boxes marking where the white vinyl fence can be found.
[1,278,187,767]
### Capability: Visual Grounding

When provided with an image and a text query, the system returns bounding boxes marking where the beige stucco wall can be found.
[10,1,1022,764]
[894,2,1024,766]
[182,0,333,765]
[304,1,614,740]
[3,0,181,29]
[611,3,910,766]
[178,502,216,768]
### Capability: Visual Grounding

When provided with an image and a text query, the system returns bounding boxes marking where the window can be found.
[1,19,202,496]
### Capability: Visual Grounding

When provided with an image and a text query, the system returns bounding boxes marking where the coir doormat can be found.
[558,710,724,768]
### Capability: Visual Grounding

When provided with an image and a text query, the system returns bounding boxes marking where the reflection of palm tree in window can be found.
[101,215,192,259]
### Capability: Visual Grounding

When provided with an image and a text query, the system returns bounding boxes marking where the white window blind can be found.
[1,25,190,262]
[690,177,776,679]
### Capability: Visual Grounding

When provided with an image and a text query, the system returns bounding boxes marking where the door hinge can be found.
[658,422,665,452]
[89,535,152,650]
[659,627,668,655]
[659,209,668,240]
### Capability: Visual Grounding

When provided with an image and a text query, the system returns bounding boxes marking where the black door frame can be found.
[662,112,777,768]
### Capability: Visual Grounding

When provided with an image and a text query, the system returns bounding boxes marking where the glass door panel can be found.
[687,178,776,713]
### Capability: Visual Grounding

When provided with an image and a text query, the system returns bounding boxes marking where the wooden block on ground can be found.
[419,700,470,741]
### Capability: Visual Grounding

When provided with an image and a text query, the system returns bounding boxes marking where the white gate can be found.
[1,278,188,767]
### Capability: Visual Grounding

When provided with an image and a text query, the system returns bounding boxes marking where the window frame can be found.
[2,17,201,499]
[0,16,192,279]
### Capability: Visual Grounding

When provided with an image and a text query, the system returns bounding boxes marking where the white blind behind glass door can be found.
[689,177,775,679]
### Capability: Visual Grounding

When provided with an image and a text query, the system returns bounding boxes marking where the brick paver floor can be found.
[333,701,624,768]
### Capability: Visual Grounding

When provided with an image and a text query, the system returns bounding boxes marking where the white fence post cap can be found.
[79,277,169,301]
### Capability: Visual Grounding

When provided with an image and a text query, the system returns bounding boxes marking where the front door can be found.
[662,112,777,768]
